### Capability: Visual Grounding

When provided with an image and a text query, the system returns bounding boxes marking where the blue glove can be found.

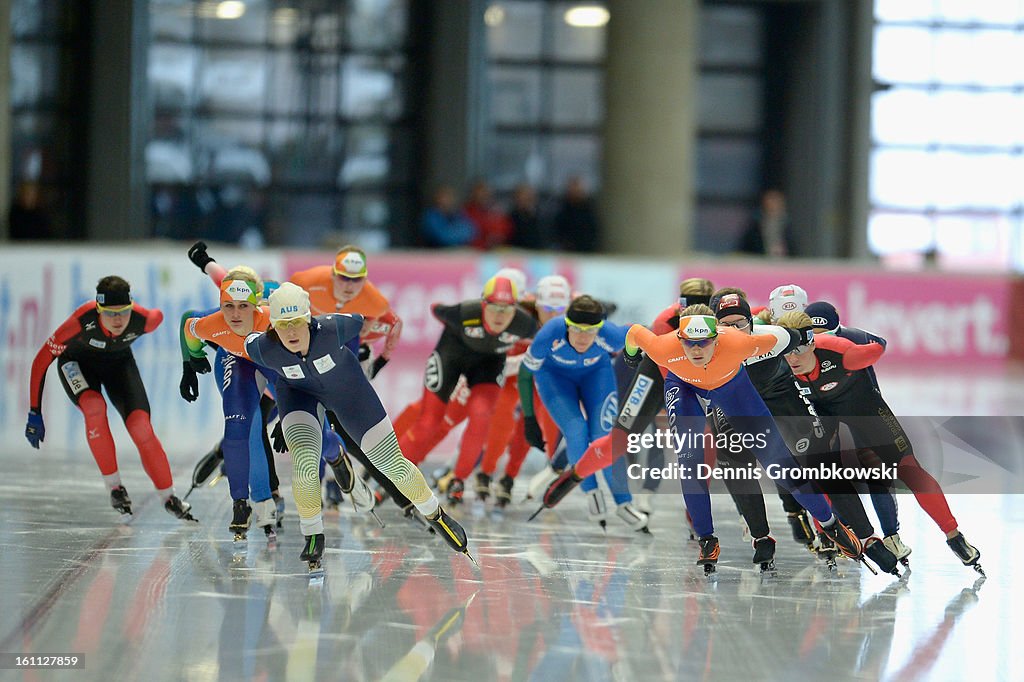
[25,410,45,449]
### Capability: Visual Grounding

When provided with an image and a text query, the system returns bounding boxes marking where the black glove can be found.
[270,421,287,453]
[188,241,215,272]
[179,362,199,402]
[797,327,815,346]
[357,343,372,362]
[187,355,211,374]
[523,416,545,451]
[623,348,643,369]
[370,356,389,379]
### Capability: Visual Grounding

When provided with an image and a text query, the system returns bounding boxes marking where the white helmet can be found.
[535,275,572,310]
[268,282,311,326]
[494,267,528,300]
[768,284,808,322]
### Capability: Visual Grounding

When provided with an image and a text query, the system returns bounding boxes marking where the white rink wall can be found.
[2,244,1021,463]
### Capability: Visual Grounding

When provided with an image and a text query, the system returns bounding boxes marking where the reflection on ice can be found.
[0,449,1018,682]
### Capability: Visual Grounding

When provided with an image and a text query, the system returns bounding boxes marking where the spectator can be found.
[737,189,795,258]
[463,179,512,250]
[8,181,55,240]
[552,176,599,253]
[508,183,543,249]
[421,185,476,248]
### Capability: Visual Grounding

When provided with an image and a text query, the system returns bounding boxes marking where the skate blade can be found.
[860,558,879,575]
[368,510,386,529]
[972,564,986,577]
[527,505,545,522]
[462,549,480,568]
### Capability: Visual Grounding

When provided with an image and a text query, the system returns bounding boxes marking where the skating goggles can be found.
[484,302,516,314]
[786,343,813,356]
[718,318,750,330]
[680,337,716,349]
[272,317,307,331]
[332,272,366,283]
[566,319,604,334]
[96,302,133,316]
[539,304,568,314]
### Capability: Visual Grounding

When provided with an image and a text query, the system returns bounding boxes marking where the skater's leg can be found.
[259,393,280,492]
[77,391,120,483]
[709,371,833,524]
[326,411,413,508]
[124,410,174,495]
[535,370,598,492]
[276,399,326,536]
[453,382,501,480]
[503,415,530,478]
[56,358,121,487]
[397,343,466,464]
[247,369,272,502]
[664,373,715,538]
[104,357,174,496]
[580,366,631,505]
[480,379,521,476]
[320,354,442,518]
[216,350,255,502]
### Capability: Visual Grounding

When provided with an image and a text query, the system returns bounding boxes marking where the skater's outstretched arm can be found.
[187,241,228,283]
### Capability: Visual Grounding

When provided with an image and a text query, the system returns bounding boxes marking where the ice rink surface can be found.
[2,364,1023,682]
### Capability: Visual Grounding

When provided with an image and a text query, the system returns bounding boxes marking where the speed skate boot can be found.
[526,464,563,501]
[446,477,465,506]
[110,486,133,522]
[327,452,380,525]
[253,498,278,543]
[300,533,326,580]
[165,495,199,522]
[273,492,285,528]
[752,536,777,575]
[474,472,492,503]
[863,537,901,576]
[820,518,866,571]
[327,452,375,512]
[697,535,721,578]
[816,530,839,571]
[883,533,912,567]
[229,499,252,541]
[586,489,608,532]
[433,467,454,495]
[947,532,985,576]
[543,469,583,510]
[615,502,651,534]
[184,445,224,500]
[788,510,816,552]
[494,475,514,509]
[426,506,476,564]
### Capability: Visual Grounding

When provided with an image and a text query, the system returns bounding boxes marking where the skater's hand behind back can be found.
[180,362,200,402]
[270,421,287,453]
[25,410,45,448]
[524,416,545,451]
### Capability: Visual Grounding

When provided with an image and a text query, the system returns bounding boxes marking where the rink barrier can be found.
[1,245,1021,459]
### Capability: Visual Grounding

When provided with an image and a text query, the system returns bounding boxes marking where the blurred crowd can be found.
[421,176,600,253]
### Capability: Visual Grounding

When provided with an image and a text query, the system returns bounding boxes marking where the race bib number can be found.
[61,362,89,395]
[283,364,305,379]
